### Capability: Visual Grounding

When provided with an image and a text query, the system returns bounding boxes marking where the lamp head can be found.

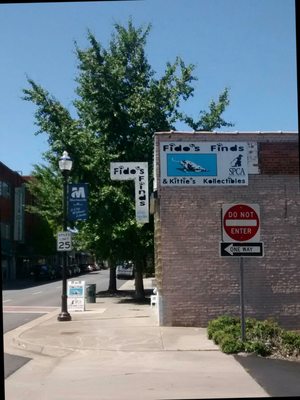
[59,151,73,172]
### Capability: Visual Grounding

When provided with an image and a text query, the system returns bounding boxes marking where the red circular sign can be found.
[223,204,259,242]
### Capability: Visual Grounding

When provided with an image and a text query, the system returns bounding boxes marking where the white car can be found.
[116,262,134,279]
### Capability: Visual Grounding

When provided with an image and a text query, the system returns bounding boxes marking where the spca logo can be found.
[228,154,246,177]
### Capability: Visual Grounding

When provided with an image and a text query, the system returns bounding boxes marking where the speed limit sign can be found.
[57,231,72,251]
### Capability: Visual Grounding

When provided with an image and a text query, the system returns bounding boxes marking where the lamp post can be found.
[57,150,73,322]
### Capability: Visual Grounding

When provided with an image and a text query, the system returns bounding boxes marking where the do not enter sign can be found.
[222,204,260,242]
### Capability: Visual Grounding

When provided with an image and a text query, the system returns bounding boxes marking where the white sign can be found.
[160,141,248,186]
[222,204,260,242]
[110,162,149,224]
[67,281,85,312]
[57,231,72,251]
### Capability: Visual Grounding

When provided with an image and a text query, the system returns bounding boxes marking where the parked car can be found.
[78,263,92,273]
[86,264,95,272]
[116,261,134,280]
[74,264,81,275]
[55,265,73,278]
[53,265,63,279]
[32,264,56,281]
[88,263,101,271]
[70,264,80,276]
[66,266,73,277]
[92,263,101,271]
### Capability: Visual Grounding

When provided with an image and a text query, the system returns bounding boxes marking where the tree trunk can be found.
[108,259,117,293]
[134,259,145,300]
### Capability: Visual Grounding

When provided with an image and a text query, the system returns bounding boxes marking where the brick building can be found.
[0,162,43,282]
[153,131,299,329]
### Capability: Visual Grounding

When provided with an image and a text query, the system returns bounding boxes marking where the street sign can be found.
[222,204,260,242]
[220,242,264,257]
[57,231,72,252]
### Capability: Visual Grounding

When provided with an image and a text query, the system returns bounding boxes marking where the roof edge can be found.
[155,131,298,135]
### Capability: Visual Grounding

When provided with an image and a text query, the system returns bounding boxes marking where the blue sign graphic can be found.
[167,154,217,176]
[68,183,88,221]
[69,287,84,296]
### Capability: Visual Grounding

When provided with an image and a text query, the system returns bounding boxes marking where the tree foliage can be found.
[23,19,233,298]
[183,88,234,131]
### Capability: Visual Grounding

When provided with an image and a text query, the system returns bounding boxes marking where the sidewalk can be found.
[4,278,269,399]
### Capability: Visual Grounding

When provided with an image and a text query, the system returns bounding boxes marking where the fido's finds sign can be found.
[160,141,248,186]
[110,162,149,224]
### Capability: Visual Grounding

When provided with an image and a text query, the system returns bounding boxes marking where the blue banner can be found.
[68,183,88,221]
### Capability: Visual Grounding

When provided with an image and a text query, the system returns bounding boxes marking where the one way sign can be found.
[220,242,264,257]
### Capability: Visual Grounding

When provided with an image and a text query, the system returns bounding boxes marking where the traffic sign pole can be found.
[221,204,263,341]
[239,257,246,341]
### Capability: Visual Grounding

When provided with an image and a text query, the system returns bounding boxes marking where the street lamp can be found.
[57,150,73,322]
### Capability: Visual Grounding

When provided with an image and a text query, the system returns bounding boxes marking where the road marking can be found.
[31,291,42,295]
[3,299,12,303]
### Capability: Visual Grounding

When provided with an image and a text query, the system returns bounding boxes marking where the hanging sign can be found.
[160,141,248,186]
[68,183,89,221]
[110,162,149,224]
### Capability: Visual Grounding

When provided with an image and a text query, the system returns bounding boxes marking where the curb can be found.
[4,308,67,358]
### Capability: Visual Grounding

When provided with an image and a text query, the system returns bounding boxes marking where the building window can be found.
[0,181,11,198]
[1,222,10,240]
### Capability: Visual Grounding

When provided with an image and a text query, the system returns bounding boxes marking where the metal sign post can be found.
[220,203,264,342]
[239,257,246,341]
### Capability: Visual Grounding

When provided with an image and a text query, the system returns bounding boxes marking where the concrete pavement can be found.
[4,278,272,399]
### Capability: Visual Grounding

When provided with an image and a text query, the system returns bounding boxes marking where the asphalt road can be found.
[234,354,300,397]
[3,269,112,378]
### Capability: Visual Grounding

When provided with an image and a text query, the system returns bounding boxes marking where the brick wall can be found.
[154,132,300,329]
[259,142,299,174]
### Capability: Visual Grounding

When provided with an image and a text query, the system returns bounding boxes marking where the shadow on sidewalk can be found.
[96,289,152,305]
[234,353,300,397]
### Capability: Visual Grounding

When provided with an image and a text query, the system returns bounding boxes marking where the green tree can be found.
[23,19,233,299]
[183,88,233,131]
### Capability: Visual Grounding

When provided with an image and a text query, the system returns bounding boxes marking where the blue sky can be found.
[0,0,297,175]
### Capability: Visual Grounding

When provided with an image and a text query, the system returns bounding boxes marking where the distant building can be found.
[0,162,41,282]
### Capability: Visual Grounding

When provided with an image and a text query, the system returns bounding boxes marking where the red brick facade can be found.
[259,142,299,175]
[154,132,300,329]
